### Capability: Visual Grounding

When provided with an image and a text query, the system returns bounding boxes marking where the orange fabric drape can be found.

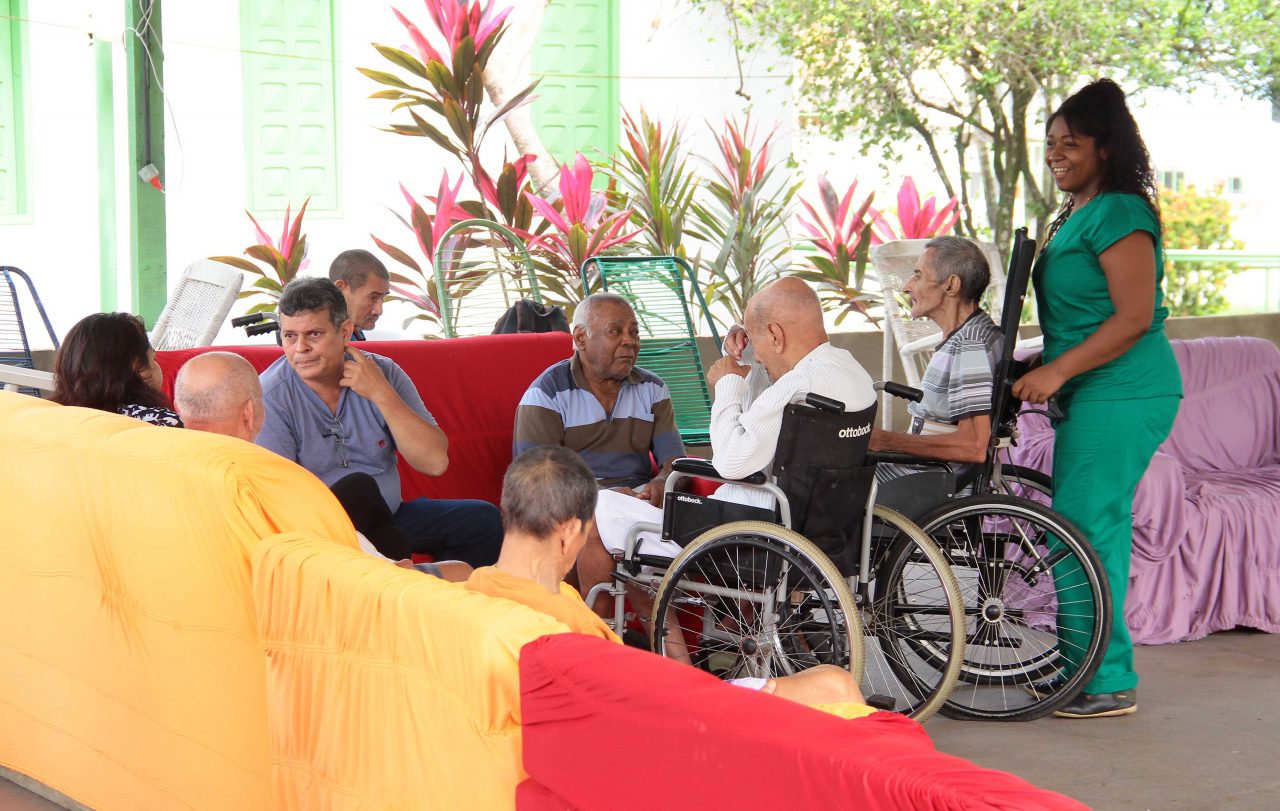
[0,392,355,811]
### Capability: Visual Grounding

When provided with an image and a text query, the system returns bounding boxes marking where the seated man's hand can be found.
[723,324,749,362]
[637,472,668,507]
[341,346,396,402]
[608,485,644,499]
[707,355,749,388]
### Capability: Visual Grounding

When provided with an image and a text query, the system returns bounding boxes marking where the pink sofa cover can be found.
[1011,336,1280,644]
[517,634,1086,810]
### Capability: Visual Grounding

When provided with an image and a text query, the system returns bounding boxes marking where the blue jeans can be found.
[393,497,502,568]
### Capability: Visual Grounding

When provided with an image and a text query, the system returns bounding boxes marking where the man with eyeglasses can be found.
[255,277,502,568]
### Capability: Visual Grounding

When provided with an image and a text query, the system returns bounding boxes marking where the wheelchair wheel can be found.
[650,521,864,686]
[989,461,1054,507]
[864,506,966,722]
[917,495,1111,720]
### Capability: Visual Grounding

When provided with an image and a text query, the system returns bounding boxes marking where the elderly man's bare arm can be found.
[869,413,991,464]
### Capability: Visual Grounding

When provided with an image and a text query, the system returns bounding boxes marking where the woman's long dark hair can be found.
[52,312,172,412]
[1044,78,1160,241]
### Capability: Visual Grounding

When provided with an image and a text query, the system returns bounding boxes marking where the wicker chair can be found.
[150,260,244,351]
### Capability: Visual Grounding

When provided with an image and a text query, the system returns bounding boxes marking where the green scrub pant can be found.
[1051,395,1180,694]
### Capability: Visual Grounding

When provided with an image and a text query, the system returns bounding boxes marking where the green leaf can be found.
[245,244,283,268]
[441,97,472,145]
[452,36,476,86]
[252,277,283,293]
[373,43,430,80]
[409,109,462,157]
[371,235,423,274]
[210,255,263,275]
[356,67,415,90]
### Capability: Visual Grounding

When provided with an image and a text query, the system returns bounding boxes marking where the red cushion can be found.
[156,333,572,505]
[519,635,1086,811]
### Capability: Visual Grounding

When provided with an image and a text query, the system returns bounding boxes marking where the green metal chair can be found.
[580,255,721,446]
[433,219,540,338]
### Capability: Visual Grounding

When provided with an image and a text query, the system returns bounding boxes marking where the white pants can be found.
[595,489,682,558]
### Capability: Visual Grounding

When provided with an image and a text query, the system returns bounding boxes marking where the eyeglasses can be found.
[322,419,350,468]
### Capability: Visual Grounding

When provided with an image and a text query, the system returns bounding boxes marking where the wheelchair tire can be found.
[865,506,966,722]
[650,521,864,686]
[988,462,1054,507]
[917,495,1112,721]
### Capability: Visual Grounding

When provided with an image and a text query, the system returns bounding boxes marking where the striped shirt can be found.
[909,310,1002,426]
[514,355,685,488]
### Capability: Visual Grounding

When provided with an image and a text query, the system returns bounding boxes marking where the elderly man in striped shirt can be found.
[513,292,686,613]
[868,236,1002,475]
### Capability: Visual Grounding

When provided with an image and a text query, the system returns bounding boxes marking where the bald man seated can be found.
[583,278,876,619]
[173,351,470,581]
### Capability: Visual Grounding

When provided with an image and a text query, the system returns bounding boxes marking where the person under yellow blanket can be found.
[468,445,871,711]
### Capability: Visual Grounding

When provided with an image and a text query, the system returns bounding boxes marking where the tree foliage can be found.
[697,0,1277,255]
[1160,184,1245,316]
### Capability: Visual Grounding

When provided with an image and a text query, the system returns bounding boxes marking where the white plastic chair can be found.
[871,239,1004,428]
[149,260,244,351]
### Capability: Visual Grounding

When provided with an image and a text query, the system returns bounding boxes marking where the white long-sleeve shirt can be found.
[711,342,876,508]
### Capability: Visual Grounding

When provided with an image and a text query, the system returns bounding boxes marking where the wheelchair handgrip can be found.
[805,392,845,413]
[231,312,266,327]
[879,381,923,403]
[670,457,768,485]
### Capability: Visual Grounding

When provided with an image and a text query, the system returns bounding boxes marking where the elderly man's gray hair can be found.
[501,446,598,538]
[571,292,633,332]
[925,236,991,304]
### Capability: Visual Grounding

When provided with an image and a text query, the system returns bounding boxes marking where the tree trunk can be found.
[481,0,558,194]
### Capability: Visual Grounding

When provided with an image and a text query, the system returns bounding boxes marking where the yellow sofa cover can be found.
[0,392,357,810]
[251,535,569,810]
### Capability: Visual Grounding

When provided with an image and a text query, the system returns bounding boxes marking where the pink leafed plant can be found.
[372,171,475,326]
[520,153,641,305]
[869,176,961,245]
[210,198,311,314]
[793,176,882,325]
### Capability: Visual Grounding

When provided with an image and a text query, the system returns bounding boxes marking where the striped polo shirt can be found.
[514,354,685,488]
[909,310,1002,426]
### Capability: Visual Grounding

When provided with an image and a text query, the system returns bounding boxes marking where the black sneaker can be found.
[1021,676,1065,700]
[1053,689,1137,719]
[621,628,651,651]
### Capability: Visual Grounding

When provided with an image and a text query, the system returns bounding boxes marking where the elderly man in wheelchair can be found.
[583,277,969,719]
[856,229,1111,722]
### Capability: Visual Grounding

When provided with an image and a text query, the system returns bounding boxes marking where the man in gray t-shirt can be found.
[255,277,501,567]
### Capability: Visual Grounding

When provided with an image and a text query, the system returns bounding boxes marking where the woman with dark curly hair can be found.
[53,312,183,427]
[1013,79,1182,719]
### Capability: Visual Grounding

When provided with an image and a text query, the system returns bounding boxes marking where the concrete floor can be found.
[929,629,1280,809]
[3,630,1277,810]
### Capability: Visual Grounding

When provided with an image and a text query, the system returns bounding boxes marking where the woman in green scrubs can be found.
[1013,79,1182,719]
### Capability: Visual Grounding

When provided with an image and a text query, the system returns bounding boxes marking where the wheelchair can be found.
[871,228,1111,720]
[586,393,966,721]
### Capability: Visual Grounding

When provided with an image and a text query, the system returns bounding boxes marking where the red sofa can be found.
[517,634,1086,810]
[156,333,573,506]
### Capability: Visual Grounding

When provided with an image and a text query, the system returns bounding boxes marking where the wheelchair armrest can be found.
[670,457,768,485]
[866,451,956,472]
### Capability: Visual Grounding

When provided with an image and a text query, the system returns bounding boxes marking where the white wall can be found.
[5,1,1276,351]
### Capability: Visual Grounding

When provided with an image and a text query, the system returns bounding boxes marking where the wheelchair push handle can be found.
[874,381,924,403]
[804,392,846,413]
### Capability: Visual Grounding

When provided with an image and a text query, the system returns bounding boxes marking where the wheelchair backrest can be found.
[991,228,1037,438]
[772,400,878,563]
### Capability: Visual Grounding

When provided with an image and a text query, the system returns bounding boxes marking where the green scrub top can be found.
[1032,191,1183,403]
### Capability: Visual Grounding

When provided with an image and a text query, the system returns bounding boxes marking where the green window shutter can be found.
[531,0,619,170]
[0,0,28,217]
[240,0,340,212]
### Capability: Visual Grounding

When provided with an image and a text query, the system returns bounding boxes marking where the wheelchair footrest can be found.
[865,694,897,712]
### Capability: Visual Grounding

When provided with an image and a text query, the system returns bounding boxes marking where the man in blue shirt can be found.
[256,277,501,567]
